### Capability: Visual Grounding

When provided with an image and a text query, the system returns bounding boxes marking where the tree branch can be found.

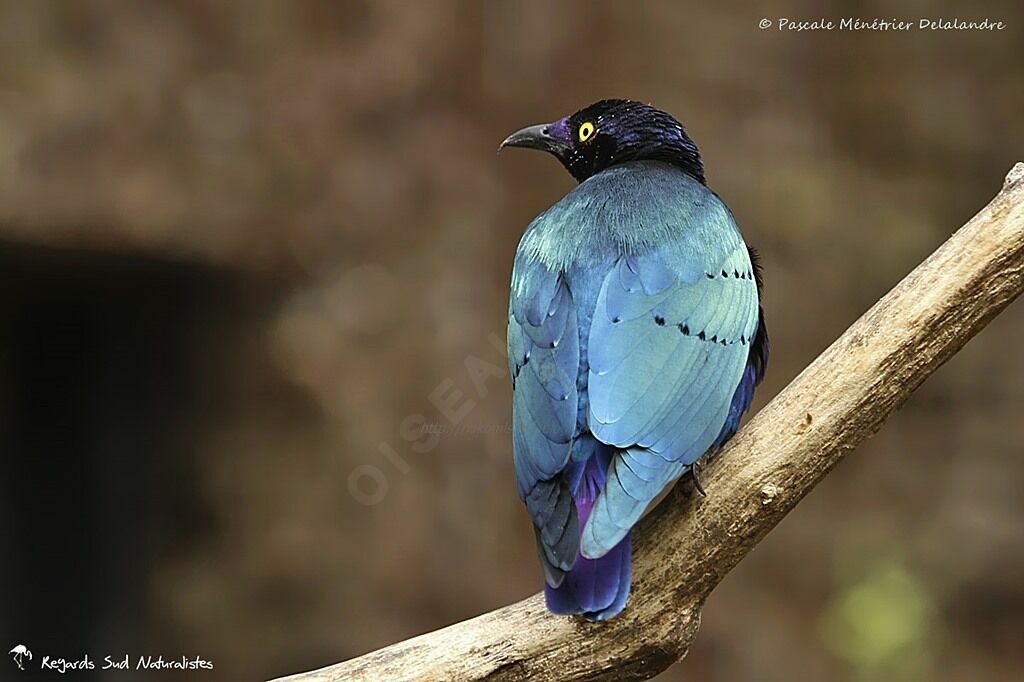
[274,163,1024,682]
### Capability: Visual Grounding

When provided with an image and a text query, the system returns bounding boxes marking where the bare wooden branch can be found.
[274,164,1024,682]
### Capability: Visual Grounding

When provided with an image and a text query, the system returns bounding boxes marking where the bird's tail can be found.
[544,531,631,621]
[543,447,632,620]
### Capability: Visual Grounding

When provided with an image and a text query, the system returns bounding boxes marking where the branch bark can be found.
[274,163,1024,682]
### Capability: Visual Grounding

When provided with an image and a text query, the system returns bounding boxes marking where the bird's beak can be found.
[499,123,568,156]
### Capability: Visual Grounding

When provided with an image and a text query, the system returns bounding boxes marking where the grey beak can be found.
[499,123,564,154]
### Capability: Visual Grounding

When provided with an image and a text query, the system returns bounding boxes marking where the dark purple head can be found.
[500,99,704,184]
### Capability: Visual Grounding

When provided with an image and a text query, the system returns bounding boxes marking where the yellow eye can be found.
[578,121,596,142]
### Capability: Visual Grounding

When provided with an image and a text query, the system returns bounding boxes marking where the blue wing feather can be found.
[510,257,581,573]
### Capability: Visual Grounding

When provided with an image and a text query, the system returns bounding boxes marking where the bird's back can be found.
[514,161,744,277]
[512,161,748,422]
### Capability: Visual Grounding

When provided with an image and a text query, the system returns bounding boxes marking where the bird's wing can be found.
[582,239,760,558]
[508,255,581,581]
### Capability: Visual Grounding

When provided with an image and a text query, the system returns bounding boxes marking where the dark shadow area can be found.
[0,240,228,674]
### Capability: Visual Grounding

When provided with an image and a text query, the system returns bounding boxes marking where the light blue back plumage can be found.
[509,161,760,613]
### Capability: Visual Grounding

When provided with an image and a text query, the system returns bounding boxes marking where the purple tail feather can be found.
[544,448,632,620]
[544,531,631,620]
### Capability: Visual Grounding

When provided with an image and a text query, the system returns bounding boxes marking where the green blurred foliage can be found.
[822,546,937,681]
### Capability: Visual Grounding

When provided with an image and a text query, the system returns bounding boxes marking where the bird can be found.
[500,99,768,620]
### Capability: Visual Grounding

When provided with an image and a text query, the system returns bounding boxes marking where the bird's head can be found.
[500,99,704,184]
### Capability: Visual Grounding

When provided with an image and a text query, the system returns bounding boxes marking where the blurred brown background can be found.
[0,1,1022,680]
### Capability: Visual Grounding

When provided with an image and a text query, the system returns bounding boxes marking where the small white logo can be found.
[9,644,32,670]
